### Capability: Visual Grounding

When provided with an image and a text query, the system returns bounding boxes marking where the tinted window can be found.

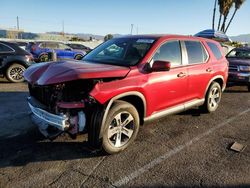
[226,49,250,59]
[153,41,182,66]
[58,43,70,50]
[45,42,58,49]
[185,41,207,64]
[0,43,14,52]
[207,42,222,60]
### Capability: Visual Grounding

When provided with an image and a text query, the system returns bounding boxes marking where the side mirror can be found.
[151,60,171,72]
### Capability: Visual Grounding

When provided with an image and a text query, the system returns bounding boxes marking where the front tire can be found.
[102,101,140,154]
[201,82,222,113]
[6,63,26,83]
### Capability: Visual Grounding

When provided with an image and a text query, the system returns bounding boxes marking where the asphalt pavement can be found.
[0,80,249,188]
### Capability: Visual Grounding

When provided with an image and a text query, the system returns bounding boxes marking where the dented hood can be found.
[24,60,130,85]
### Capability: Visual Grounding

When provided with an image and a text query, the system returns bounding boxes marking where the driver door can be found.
[146,40,188,112]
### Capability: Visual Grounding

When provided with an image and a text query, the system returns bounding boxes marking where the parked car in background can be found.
[227,47,250,91]
[66,43,92,53]
[28,41,86,62]
[0,41,34,82]
[15,41,29,50]
[24,35,228,154]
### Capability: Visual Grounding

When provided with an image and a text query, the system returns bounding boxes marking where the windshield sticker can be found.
[136,39,155,43]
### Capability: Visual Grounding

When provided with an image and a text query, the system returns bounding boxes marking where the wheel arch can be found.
[99,91,146,139]
[4,60,28,72]
[204,75,224,97]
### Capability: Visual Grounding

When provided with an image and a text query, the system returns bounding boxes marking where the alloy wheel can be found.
[208,87,221,110]
[107,111,135,148]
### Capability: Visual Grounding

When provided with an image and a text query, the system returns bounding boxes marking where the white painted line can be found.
[112,108,250,187]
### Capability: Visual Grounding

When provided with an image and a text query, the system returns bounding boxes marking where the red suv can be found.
[24,35,228,154]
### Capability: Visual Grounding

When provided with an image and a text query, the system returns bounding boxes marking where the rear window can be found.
[0,43,14,52]
[207,42,222,60]
[185,41,208,64]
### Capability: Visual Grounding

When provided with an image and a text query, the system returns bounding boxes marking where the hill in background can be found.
[230,34,250,43]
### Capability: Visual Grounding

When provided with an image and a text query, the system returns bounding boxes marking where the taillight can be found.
[25,55,34,62]
[31,46,36,52]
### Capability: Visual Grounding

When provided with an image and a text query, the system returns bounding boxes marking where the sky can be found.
[0,0,249,36]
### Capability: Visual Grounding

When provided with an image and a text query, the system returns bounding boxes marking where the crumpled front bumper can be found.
[28,97,69,138]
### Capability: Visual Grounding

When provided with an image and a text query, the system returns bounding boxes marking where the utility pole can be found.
[130,24,134,35]
[136,26,138,35]
[16,16,19,30]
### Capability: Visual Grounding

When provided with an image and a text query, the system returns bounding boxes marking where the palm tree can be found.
[212,0,218,30]
[220,0,234,32]
[225,0,246,33]
[217,0,225,30]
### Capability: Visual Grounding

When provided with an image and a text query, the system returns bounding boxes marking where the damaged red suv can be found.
[24,35,228,154]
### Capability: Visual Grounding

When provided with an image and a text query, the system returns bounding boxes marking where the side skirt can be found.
[144,99,205,122]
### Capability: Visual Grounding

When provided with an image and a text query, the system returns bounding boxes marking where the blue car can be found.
[28,41,86,62]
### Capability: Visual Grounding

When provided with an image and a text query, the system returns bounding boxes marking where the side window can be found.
[153,41,182,66]
[0,43,14,52]
[46,43,58,49]
[58,43,70,50]
[207,42,223,60]
[40,43,46,48]
[185,41,208,64]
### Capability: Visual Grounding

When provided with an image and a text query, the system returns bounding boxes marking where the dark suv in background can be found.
[227,47,250,91]
[28,41,86,62]
[0,41,34,82]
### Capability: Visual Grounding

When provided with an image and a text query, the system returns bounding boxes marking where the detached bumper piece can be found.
[28,97,69,139]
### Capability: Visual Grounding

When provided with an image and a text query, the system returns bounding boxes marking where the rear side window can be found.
[46,43,58,49]
[0,43,14,52]
[153,40,182,66]
[207,42,222,60]
[185,41,208,64]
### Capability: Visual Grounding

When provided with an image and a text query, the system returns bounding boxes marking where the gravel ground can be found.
[0,80,249,188]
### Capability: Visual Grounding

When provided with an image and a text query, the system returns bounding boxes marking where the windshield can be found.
[83,37,156,66]
[227,49,250,59]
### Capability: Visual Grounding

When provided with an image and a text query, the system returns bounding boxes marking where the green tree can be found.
[104,34,113,41]
[217,0,226,30]
[217,0,233,31]
[225,0,246,32]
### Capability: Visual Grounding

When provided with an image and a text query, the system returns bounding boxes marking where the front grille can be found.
[28,84,54,107]
[229,65,238,72]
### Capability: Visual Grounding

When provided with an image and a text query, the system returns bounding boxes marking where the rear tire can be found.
[201,82,222,113]
[248,85,250,92]
[74,54,83,60]
[39,54,49,62]
[6,63,26,83]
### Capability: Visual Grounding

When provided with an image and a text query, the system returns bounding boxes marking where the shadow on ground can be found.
[0,128,104,168]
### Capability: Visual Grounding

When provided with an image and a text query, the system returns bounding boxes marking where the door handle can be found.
[206,68,213,72]
[177,72,186,78]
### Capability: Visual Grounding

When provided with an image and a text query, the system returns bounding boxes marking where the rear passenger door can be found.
[0,43,14,67]
[183,40,213,100]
